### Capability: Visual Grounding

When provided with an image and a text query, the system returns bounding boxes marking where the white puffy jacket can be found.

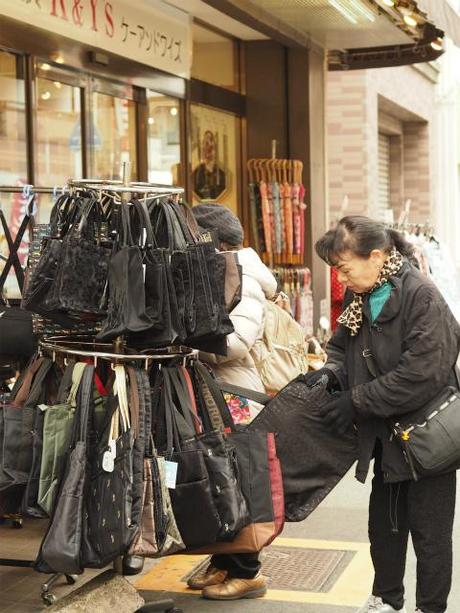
[201,248,277,392]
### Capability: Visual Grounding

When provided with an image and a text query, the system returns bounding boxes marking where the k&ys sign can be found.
[0,0,191,78]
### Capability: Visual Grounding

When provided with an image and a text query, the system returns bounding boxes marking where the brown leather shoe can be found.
[187,565,228,590]
[202,573,267,600]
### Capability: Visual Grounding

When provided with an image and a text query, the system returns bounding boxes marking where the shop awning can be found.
[416,0,460,46]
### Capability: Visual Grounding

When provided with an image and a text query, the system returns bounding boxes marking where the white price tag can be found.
[102,451,114,473]
[102,440,116,473]
[164,460,178,489]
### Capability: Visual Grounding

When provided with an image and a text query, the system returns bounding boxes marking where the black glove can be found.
[301,367,338,390]
[320,390,355,434]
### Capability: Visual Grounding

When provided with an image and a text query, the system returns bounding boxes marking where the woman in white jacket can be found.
[187,203,277,601]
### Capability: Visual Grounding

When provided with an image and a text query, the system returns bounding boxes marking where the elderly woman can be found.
[307,216,460,613]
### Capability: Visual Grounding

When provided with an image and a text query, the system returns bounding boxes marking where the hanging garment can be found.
[248,379,357,522]
[299,183,307,258]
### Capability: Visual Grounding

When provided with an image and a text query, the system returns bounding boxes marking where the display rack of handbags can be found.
[0,336,282,579]
[16,178,239,355]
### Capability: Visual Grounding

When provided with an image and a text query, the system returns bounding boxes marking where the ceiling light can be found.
[53,81,62,89]
[54,55,65,64]
[170,107,178,116]
[148,117,155,125]
[382,0,395,6]
[41,91,51,100]
[40,63,51,71]
[403,13,418,27]
[328,0,358,24]
[431,37,443,51]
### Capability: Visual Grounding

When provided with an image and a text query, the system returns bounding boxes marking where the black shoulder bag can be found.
[362,325,460,481]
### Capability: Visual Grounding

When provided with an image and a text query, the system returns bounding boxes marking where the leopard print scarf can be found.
[337,248,403,336]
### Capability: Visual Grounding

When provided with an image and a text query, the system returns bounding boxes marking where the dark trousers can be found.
[211,553,261,579]
[369,454,456,613]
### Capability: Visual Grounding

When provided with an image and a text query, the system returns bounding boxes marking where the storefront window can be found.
[90,92,137,180]
[190,103,239,213]
[147,92,181,185]
[192,23,239,92]
[35,74,83,188]
[0,51,27,299]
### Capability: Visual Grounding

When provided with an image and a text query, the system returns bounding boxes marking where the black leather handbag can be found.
[155,369,221,549]
[97,202,152,341]
[164,367,250,542]
[0,302,36,360]
[49,196,111,316]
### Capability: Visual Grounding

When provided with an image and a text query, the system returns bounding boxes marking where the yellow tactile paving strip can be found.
[135,537,373,607]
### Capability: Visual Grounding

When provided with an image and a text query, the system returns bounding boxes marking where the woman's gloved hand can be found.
[320,390,355,435]
[301,367,338,390]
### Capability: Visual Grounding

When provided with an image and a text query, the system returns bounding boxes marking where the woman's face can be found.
[334,249,386,294]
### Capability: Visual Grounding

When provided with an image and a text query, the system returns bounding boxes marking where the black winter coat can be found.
[326,261,460,483]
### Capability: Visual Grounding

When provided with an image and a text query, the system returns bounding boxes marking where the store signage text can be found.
[0,0,191,77]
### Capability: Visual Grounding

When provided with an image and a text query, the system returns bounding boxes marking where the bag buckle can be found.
[362,349,372,358]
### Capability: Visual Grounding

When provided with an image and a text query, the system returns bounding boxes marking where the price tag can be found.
[102,451,114,472]
[164,460,178,489]
[102,440,116,473]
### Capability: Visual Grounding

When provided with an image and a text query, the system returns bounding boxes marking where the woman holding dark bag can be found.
[186,203,277,601]
[307,216,460,613]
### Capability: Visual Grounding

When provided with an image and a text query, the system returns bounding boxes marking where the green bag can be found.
[38,362,87,515]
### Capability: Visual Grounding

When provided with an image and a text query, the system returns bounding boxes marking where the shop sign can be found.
[0,0,191,78]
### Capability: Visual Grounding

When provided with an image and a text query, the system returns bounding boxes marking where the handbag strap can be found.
[12,357,47,407]
[56,360,76,402]
[193,361,235,432]
[75,364,94,444]
[217,381,271,406]
[114,364,130,434]
[167,367,202,434]
[126,365,140,438]
[66,362,88,408]
[161,369,182,456]
[180,366,202,433]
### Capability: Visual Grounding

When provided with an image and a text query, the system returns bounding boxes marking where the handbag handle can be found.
[126,365,140,439]
[12,357,47,407]
[114,364,131,434]
[66,362,89,408]
[74,364,95,444]
[180,366,202,433]
[167,367,202,435]
[129,199,158,250]
[161,369,184,456]
[193,361,236,432]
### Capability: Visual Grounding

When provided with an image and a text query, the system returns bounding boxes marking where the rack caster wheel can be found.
[12,519,23,529]
[65,574,77,585]
[42,593,57,606]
